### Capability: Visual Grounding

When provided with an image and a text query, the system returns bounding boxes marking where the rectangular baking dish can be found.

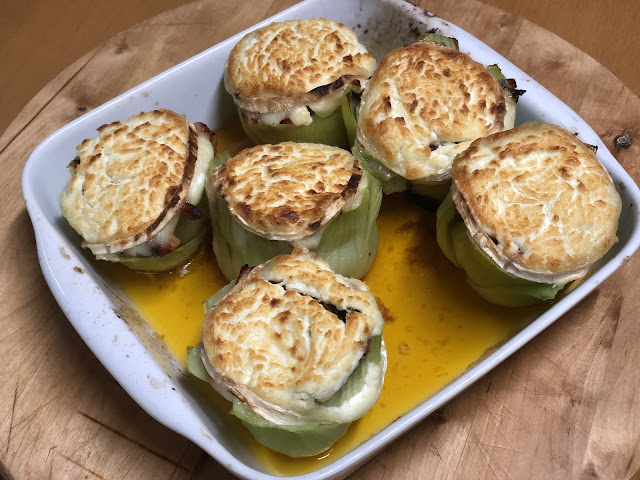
[21,0,640,478]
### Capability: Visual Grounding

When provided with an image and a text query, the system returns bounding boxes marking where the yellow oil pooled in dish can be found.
[101,126,543,476]
[247,195,541,475]
[102,247,227,364]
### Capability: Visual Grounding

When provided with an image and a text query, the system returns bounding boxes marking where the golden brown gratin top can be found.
[201,249,384,416]
[60,109,196,253]
[225,18,376,113]
[210,142,362,242]
[358,41,506,181]
[452,121,622,282]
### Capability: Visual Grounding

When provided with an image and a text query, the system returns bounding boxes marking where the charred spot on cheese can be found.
[317,300,357,323]
[180,202,202,220]
[343,172,362,197]
[237,264,254,282]
[67,157,81,175]
[277,207,300,224]
[310,75,349,97]
[267,278,360,323]
[152,235,180,256]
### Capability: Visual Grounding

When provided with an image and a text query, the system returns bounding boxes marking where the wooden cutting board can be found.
[1,0,639,479]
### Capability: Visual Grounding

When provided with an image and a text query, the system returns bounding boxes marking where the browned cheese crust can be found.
[357,41,506,180]
[225,18,376,113]
[452,122,622,280]
[201,249,384,414]
[211,142,362,242]
[59,109,196,253]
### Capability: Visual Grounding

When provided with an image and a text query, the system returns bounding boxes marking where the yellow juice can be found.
[101,127,540,476]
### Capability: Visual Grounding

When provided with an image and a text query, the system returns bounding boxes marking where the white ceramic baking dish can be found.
[21,0,640,478]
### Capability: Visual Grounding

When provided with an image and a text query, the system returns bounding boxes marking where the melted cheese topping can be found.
[212,142,362,242]
[452,122,621,282]
[61,110,192,253]
[357,42,506,181]
[293,172,368,250]
[98,132,214,260]
[201,250,384,424]
[244,88,347,126]
[225,19,375,113]
[114,215,180,258]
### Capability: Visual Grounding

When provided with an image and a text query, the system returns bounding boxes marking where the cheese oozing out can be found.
[242,88,351,127]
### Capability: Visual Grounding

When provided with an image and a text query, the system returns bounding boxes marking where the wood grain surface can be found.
[2,0,638,137]
[1,0,639,479]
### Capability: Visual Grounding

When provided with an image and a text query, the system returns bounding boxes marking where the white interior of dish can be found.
[22,0,640,479]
